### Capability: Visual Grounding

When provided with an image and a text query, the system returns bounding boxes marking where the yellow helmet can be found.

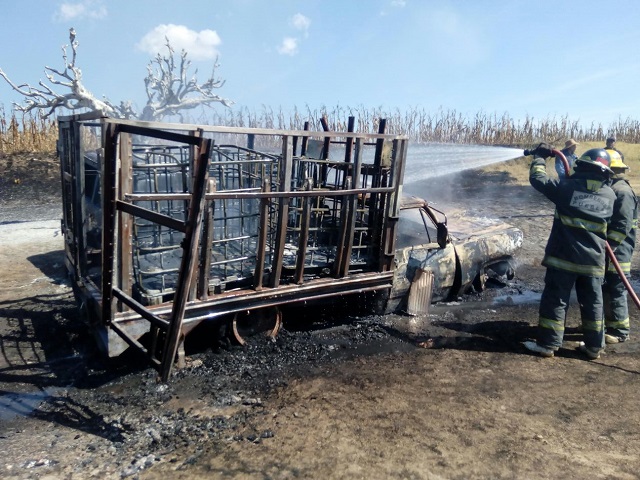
[605,149,628,170]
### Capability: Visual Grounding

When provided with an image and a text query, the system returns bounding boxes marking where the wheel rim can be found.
[232,307,282,346]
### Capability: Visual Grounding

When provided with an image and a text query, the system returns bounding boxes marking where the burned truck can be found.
[58,113,522,380]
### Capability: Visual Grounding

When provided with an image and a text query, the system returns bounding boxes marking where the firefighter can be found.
[605,137,625,162]
[523,145,616,359]
[602,149,637,343]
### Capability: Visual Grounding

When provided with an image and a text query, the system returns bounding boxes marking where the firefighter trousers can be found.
[603,271,631,339]
[537,268,605,350]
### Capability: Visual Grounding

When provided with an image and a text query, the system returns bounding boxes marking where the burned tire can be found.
[231,307,282,346]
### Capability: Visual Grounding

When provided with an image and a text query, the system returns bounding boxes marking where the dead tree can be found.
[141,39,233,121]
[0,28,232,121]
[0,28,121,118]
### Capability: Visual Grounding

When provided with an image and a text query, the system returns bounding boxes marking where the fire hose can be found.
[551,148,640,310]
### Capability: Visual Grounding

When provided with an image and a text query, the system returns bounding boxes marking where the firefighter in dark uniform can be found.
[605,137,625,162]
[523,145,616,359]
[603,149,637,343]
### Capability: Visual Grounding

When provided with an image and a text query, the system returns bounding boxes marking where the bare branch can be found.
[140,40,233,121]
[1,28,233,122]
[0,27,116,118]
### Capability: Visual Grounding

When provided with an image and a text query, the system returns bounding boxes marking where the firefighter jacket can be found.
[607,176,638,273]
[529,157,615,277]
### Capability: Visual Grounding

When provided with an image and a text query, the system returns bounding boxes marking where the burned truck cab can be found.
[388,195,523,314]
[388,196,457,312]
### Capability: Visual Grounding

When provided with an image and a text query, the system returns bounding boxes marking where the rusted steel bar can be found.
[342,116,356,191]
[269,135,294,288]
[125,186,396,202]
[109,322,161,367]
[73,121,88,278]
[149,325,160,363]
[131,161,188,168]
[58,111,105,122]
[188,129,202,303]
[185,280,393,324]
[387,138,406,216]
[197,179,216,300]
[58,124,75,272]
[59,124,76,273]
[320,116,331,187]
[253,179,271,291]
[295,179,314,284]
[381,138,407,271]
[371,117,387,202]
[160,137,212,382]
[366,119,388,261]
[104,117,407,140]
[116,123,204,146]
[301,121,310,156]
[334,176,352,277]
[101,122,119,326]
[118,132,133,311]
[111,272,395,325]
[339,138,364,277]
[116,200,186,232]
[209,158,276,167]
[111,287,170,329]
[345,116,355,163]
[216,144,279,160]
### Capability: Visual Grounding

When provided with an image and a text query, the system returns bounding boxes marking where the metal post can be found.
[269,135,293,288]
[160,137,212,381]
[101,122,119,326]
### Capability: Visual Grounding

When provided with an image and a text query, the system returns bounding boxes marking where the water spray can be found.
[403,144,525,183]
[528,146,640,310]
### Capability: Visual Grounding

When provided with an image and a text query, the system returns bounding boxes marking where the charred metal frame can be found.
[58,113,408,380]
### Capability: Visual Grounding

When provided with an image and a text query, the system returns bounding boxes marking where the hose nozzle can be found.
[524,143,554,158]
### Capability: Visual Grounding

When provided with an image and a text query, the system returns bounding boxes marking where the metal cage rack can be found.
[58,113,408,380]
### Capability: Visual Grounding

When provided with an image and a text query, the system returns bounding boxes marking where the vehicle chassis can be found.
[58,113,408,380]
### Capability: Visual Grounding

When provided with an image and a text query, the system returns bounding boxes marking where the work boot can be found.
[577,342,601,360]
[605,333,629,344]
[522,341,557,358]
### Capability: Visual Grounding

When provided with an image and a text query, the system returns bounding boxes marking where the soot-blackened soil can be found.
[1,153,640,479]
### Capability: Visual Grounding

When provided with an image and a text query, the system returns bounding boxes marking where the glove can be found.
[533,143,553,159]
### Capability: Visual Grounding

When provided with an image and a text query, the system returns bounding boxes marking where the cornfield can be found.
[2,104,640,155]
[0,106,59,154]
[202,105,640,146]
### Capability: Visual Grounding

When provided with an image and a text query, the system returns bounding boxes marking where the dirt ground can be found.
[1,151,640,479]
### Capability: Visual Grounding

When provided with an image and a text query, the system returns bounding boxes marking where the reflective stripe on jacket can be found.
[529,158,615,277]
[607,176,638,265]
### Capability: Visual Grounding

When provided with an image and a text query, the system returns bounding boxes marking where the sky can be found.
[1,0,639,127]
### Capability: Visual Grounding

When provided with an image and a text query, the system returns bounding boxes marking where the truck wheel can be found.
[232,307,282,346]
